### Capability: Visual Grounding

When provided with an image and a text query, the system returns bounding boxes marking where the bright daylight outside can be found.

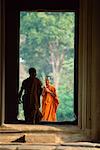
[18,11,76,122]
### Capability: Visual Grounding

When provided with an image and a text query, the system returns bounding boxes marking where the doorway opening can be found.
[18,11,78,124]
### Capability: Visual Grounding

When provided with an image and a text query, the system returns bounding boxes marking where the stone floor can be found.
[0,124,100,150]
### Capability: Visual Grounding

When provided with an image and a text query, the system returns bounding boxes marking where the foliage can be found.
[19,12,75,121]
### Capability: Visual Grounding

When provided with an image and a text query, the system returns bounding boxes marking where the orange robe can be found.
[42,84,59,121]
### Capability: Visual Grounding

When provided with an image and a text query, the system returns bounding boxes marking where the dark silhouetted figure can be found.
[18,68,42,124]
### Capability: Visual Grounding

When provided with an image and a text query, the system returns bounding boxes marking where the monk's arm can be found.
[45,87,56,97]
[18,82,24,103]
[18,86,23,98]
[42,87,46,96]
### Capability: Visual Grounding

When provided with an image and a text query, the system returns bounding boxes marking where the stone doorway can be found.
[4,0,79,125]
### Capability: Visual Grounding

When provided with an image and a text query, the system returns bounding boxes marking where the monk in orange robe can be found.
[42,77,59,121]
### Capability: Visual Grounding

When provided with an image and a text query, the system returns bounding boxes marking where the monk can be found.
[18,67,42,124]
[42,77,59,121]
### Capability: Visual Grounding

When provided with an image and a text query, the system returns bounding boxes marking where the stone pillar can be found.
[78,0,92,133]
[0,0,5,125]
[91,0,100,141]
[79,0,100,141]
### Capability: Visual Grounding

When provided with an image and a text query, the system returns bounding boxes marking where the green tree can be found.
[19,12,75,121]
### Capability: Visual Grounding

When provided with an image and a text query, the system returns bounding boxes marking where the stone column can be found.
[79,0,100,141]
[78,0,92,133]
[0,0,5,126]
[91,0,100,141]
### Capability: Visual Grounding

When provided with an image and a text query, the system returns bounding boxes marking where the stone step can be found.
[0,124,88,144]
[0,146,98,150]
[0,132,87,144]
[0,124,82,134]
[0,124,99,150]
[0,143,100,150]
[0,133,87,144]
